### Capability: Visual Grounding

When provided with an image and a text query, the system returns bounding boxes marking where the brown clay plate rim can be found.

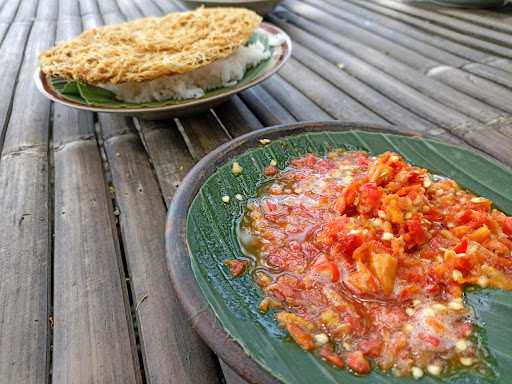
[165,121,429,384]
[34,23,291,114]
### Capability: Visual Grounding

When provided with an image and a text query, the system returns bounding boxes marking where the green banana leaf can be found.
[47,31,277,109]
[187,131,512,383]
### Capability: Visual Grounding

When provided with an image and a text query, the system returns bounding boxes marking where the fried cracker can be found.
[39,8,262,84]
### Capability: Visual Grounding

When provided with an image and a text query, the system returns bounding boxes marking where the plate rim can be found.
[165,121,471,384]
[34,22,291,114]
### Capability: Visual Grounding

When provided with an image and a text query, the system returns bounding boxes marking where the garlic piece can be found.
[412,367,424,379]
[232,161,243,176]
[427,364,442,376]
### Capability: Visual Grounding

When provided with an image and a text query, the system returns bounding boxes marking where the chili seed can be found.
[448,300,464,311]
[455,339,468,352]
[460,357,473,366]
[427,365,442,376]
[313,333,329,346]
[452,269,463,282]
[412,367,424,379]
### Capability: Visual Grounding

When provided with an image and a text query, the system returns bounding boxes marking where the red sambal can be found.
[234,150,512,378]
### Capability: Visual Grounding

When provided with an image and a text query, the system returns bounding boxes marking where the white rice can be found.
[101,33,277,103]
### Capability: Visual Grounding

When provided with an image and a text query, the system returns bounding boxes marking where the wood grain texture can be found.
[486,59,512,75]
[214,96,263,136]
[136,117,250,384]
[307,0,468,70]
[379,0,512,49]
[51,2,142,383]
[0,137,50,384]
[133,0,162,16]
[52,136,142,384]
[487,117,512,140]
[428,66,512,115]
[0,0,22,42]
[284,0,440,72]
[315,0,492,65]
[239,86,296,126]
[78,2,222,382]
[151,0,183,12]
[77,0,105,27]
[115,0,143,19]
[279,58,387,124]
[450,120,512,168]
[135,119,195,204]
[347,0,512,59]
[0,1,54,383]
[13,0,42,21]
[463,62,512,90]
[261,75,331,121]
[269,15,478,129]
[87,0,125,24]
[0,0,22,23]
[0,19,33,138]
[220,361,249,384]
[274,8,504,123]
[99,113,221,384]
[91,0,123,16]
[434,6,512,35]
[290,42,439,133]
[177,113,231,161]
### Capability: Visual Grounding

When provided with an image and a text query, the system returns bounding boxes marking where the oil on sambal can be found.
[231,150,512,378]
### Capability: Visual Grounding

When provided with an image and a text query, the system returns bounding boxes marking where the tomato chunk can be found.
[312,262,340,283]
[359,183,382,214]
[345,351,370,374]
[453,238,468,254]
[419,332,441,348]
[359,338,382,357]
[369,252,397,295]
[264,165,278,176]
[286,323,314,351]
[336,181,363,214]
[404,214,427,249]
[224,259,247,277]
[356,155,369,167]
[468,225,490,243]
[320,346,345,368]
[503,217,512,236]
[333,233,363,261]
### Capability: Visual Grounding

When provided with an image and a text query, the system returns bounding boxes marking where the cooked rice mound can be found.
[101,37,272,103]
[39,8,262,85]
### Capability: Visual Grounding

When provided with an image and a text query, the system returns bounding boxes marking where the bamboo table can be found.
[1,0,511,383]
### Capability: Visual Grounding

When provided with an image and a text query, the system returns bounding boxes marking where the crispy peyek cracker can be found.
[39,8,262,85]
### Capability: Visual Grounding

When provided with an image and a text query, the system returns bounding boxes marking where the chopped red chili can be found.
[346,351,371,374]
[239,150,512,378]
[224,259,247,277]
[320,345,345,369]
[503,217,512,236]
[454,238,468,254]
